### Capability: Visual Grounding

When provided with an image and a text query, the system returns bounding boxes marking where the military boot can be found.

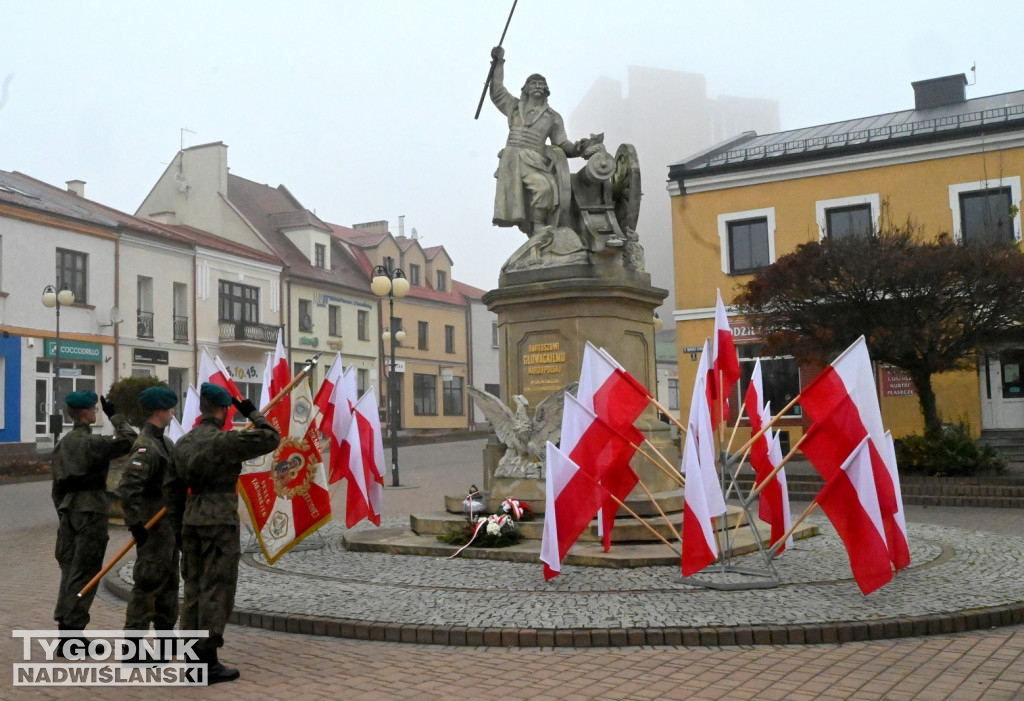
[203,650,240,685]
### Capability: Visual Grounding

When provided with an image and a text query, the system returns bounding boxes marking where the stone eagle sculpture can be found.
[469,383,578,479]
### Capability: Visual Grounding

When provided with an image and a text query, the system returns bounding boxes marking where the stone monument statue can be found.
[468,384,576,479]
[488,46,644,275]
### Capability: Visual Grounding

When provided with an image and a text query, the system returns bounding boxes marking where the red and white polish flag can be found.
[197,347,243,429]
[576,342,650,432]
[766,421,793,552]
[315,353,357,454]
[882,430,910,568]
[560,393,641,551]
[352,389,386,519]
[685,339,726,517]
[334,399,377,528]
[680,422,718,577]
[815,437,894,595]
[178,385,201,436]
[707,289,741,426]
[263,329,291,434]
[540,442,608,581]
[799,337,909,570]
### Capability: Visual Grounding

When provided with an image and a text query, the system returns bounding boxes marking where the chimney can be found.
[66,180,86,197]
[398,214,406,239]
[912,74,967,110]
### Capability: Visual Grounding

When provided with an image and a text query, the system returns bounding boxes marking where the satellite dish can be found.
[109,306,122,324]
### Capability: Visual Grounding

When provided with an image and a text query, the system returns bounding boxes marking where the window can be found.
[727,219,769,274]
[418,321,429,350]
[950,178,1022,245]
[436,270,447,291]
[168,367,188,421]
[136,276,154,339]
[413,373,437,415]
[738,345,802,418]
[56,248,87,303]
[408,264,421,286]
[218,280,258,322]
[443,376,464,415]
[491,321,499,349]
[172,282,188,342]
[445,325,455,354]
[825,204,872,239]
[314,243,326,268]
[358,309,369,341]
[815,194,879,241]
[329,305,341,336]
[718,208,775,275]
[0,234,4,291]
[961,188,1014,245]
[298,299,313,332]
[357,368,369,397]
[668,378,679,411]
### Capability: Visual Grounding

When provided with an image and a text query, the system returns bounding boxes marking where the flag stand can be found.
[677,449,779,590]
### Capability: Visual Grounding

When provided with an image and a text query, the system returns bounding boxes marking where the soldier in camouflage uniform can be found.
[51,390,137,656]
[118,385,180,660]
[165,383,279,684]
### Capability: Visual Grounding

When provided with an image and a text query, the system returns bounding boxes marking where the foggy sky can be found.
[2,0,1020,293]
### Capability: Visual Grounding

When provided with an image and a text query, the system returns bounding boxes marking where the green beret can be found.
[65,390,98,409]
[139,385,178,410]
[200,382,233,407]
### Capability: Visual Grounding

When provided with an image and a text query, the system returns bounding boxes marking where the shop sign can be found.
[44,339,101,361]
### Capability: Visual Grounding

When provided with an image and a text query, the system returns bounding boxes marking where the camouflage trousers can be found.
[124,518,180,631]
[53,510,109,629]
[180,524,240,655]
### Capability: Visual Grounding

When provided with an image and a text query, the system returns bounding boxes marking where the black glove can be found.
[128,523,149,547]
[100,395,116,419]
[232,397,258,416]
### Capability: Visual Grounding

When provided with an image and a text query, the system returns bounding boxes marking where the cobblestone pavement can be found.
[4,440,1024,699]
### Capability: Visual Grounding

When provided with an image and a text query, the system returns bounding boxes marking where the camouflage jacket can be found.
[166,411,280,526]
[51,415,137,514]
[118,421,176,527]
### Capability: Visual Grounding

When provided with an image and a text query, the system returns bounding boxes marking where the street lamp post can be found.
[42,283,75,445]
[371,265,410,486]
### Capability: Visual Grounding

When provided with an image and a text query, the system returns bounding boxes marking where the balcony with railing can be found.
[173,315,189,343]
[219,319,279,346]
[137,310,154,339]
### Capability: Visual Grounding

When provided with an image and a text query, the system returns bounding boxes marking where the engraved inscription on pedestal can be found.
[518,334,572,407]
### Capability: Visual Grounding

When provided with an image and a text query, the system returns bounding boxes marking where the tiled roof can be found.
[225,175,368,289]
[0,171,195,247]
[671,87,1024,180]
[331,224,390,247]
[162,224,280,264]
[454,280,488,299]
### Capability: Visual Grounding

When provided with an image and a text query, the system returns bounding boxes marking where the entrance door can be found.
[35,359,98,439]
[980,349,1024,429]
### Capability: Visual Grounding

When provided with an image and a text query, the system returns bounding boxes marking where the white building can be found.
[0,173,122,445]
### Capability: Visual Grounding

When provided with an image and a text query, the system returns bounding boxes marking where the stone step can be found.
[344,518,820,568]
[412,504,749,545]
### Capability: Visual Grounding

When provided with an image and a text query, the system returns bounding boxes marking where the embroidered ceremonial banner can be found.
[238,381,332,564]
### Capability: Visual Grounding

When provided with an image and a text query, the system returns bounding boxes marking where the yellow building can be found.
[335,221,471,432]
[668,74,1024,444]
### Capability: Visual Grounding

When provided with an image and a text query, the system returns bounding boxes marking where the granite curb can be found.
[102,573,1024,649]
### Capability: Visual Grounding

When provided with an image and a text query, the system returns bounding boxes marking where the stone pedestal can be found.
[478,260,677,501]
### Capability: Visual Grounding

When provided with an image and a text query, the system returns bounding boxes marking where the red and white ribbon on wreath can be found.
[501,497,524,520]
[449,517,489,558]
